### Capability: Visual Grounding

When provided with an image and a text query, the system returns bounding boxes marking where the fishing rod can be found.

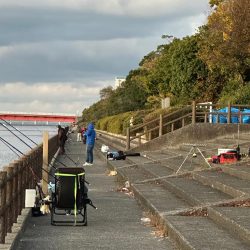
[62,153,79,166]
[0,118,37,145]
[0,119,76,168]
[0,136,50,198]
[0,119,90,186]
[0,137,22,158]
[0,135,90,186]
[0,123,33,149]
[0,135,55,180]
[0,123,64,169]
[0,118,79,166]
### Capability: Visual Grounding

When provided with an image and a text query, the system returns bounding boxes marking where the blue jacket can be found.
[86,123,96,145]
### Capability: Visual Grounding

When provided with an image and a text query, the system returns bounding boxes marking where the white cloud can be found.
[0,0,209,113]
[0,82,108,113]
[0,37,163,83]
[0,0,208,17]
[0,46,14,56]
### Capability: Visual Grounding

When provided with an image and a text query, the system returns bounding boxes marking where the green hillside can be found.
[81,0,250,134]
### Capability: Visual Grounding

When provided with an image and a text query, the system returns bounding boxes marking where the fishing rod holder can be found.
[176,143,211,174]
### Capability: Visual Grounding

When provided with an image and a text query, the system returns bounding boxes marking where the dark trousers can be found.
[86,144,94,163]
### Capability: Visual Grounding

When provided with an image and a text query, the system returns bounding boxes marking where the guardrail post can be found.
[182,118,185,127]
[12,162,19,222]
[228,101,231,124]
[204,113,208,123]
[17,161,23,215]
[20,157,26,208]
[42,131,49,196]
[126,127,130,151]
[3,166,14,233]
[144,126,148,141]
[239,111,242,123]
[192,101,196,124]
[0,171,7,243]
[216,113,219,123]
[148,131,152,141]
[159,114,163,137]
[138,134,141,146]
[171,123,174,132]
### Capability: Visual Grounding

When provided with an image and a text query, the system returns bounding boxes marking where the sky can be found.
[0,0,209,115]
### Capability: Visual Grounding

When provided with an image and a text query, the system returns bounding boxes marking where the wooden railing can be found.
[0,135,58,243]
[126,101,250,150]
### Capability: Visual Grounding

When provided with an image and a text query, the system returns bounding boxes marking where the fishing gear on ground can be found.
[107,150,140,160]
[0,135,91,217]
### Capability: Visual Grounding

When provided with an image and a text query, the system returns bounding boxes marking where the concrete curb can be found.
[97,140,250,249]
[0,208,31,250]
[95,127,250,249]
[0,147,60,249]
[159,178,201,206]
[221,166,250,181]
[192,172,245,198]
[112,165,196,250]
[208,207,250,245]
[165,218,195,250]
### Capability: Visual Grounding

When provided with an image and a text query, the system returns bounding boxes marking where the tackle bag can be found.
[107,150,126,160]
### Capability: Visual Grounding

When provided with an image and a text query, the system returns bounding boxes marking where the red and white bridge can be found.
[0,111,77,124]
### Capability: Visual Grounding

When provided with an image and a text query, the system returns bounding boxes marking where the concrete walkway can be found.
[13,133,176,250]
[97,132,250,249]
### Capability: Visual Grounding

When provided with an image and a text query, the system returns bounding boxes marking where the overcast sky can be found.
[0,0,209,115]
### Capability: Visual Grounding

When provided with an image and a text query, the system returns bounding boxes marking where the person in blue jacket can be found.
[83,122,96,166]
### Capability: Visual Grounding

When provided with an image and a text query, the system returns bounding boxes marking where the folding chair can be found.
[50,167,96,226]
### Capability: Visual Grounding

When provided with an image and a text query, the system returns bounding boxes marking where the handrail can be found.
[130,105,191,133]
[126,101,250,150]
[0,135,58,243]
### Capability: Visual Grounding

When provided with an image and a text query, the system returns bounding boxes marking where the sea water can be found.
[0,124,58,170]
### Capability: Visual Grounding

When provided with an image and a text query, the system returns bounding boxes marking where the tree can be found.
[99,86,113,100]
[81,0,249,122]
[198,0,250,81]
[209,0,225,8]
[148,36,209,104]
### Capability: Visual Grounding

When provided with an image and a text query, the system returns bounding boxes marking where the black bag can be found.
[115,151,126,160]
[107,150,126,160]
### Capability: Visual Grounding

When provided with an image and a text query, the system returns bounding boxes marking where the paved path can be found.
[14,133,175,250]
[96,133,250,249]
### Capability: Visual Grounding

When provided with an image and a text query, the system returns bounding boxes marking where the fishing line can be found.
[0,136,50,198]
[0,120,86,187]
[0,123,33,149]
[0,137,22,158]
[1,117,79,166]
[0,122,66,168]
[0,118,38,145]
[62,153,79,166]
[0,135,54,178]
[0,119,74,168]
[0,135,89,186]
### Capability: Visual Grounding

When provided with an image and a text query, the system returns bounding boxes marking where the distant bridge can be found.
[0,111,77,124]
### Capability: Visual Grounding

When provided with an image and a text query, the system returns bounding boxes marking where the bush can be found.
[141,106,191,139]
[96,116,109,131]
[96,104,195,138]
[96,110,151,135]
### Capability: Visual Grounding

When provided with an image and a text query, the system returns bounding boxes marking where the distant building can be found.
[115,77,125,89]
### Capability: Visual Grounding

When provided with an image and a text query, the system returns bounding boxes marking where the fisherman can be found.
[81,127,87,144]
[83,122,96,166]
[57,125,67,154]
[77,125,82,142]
